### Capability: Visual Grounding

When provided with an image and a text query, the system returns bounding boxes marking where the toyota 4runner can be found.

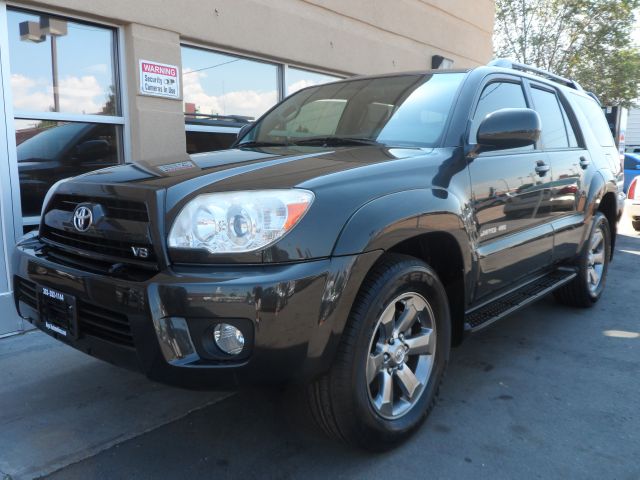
[13,59,624,450]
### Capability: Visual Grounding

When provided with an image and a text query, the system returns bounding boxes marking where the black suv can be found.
[13,60,623,450]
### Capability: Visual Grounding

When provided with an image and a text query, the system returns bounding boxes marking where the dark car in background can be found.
[185,113,252,154]
[17,122,119,218]
[17,115,253,220]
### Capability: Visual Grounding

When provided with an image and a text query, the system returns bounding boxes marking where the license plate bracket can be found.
[37,285,78,339]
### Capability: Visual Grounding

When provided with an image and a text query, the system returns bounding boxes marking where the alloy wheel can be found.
[587,225,606,293]
[366,292,436,420]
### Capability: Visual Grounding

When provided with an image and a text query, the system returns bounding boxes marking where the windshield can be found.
[239,72,466,148]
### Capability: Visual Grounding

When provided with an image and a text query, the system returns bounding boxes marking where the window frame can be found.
[525,80,584,152]
[466,74,537,156]
[3,4,129,227]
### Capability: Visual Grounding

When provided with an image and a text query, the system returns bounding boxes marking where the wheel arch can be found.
[332,189,473,346]
[586,171,618,258]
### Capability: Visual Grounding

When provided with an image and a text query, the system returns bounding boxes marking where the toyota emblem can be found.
[73,205,93,232]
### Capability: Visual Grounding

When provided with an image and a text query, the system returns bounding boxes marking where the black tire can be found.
[632,220,640,232]
[554,212,611,308]
[307,253,451,451]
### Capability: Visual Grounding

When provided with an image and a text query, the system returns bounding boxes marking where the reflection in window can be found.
[247,73,465,148]
[8,8,118,115]
[186,131,238,154]
[531,87,569,149]
[181,46,278,121]
[15,120,121,216]
[286,67,341,96]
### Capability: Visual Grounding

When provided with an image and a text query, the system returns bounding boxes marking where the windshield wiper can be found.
[291,136,381,146]
[238,141,290,148]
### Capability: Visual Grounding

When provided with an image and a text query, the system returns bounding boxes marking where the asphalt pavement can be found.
[1,217,638,480]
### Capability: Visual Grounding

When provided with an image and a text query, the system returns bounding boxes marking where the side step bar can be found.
[464,269,577,333]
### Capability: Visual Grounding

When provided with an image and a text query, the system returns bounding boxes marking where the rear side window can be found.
[530,87,569,149]
[471,81,532,151]
[571,94,615,147]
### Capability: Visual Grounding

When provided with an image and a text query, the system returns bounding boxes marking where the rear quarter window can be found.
[570,93,615,147]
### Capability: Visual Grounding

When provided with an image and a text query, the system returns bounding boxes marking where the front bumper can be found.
[13,238,380,389]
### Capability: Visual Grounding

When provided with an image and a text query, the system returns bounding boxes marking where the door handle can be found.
[535,161,550,176]
[579,156,590,169]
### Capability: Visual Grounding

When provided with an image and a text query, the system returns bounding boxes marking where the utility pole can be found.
[522,0,527,64]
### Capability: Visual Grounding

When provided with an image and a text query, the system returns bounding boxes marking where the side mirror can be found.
[75,139,110,159]
[474,108,541,154]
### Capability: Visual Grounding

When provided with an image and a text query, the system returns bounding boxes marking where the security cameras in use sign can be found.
[139,59,180,99]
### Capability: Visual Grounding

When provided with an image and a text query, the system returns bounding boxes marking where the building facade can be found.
[0,0,494,336]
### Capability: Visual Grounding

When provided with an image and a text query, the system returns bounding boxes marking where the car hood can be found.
[55,145,466,263]
[72,145,437,209]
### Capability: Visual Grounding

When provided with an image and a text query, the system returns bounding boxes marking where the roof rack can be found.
[488,58,583,91]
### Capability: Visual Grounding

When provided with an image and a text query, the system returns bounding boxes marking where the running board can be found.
[464,268,577,333]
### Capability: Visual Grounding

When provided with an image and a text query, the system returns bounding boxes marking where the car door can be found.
[526,82,588,260]
[468,78,554,301]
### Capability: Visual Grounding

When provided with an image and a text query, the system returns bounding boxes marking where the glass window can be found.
[284,99,347,137]
[531,87,569,149]
[470,82,531,150]
[15,120,121,217]
[181,46,278,121]
[242,73,465,148]
[8,9,118,115]
[286,67,341,96]
[571,93,615,147]
[7,8,123,223]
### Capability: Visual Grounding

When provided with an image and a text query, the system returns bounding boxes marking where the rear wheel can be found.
[632,220,640,232]
[554,212,611,307]
[307,254,450,450]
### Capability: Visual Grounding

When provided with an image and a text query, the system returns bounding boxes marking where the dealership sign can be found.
[139,59,180,99]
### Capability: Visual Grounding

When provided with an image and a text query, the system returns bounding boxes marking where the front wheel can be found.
[554,212,611,307]
[307,254,451,450]
[632,220,640,232]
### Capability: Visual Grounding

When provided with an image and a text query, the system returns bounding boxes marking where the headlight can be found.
[167,189,314,253]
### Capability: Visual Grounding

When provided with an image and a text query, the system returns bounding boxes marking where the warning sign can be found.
[139,59,180,99]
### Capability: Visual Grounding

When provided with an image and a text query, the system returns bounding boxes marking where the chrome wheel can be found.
[366,292,436,420]
[587,226,606,293]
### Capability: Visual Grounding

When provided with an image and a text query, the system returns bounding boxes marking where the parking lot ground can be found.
[0,332,229,479]
[2,218,639,480]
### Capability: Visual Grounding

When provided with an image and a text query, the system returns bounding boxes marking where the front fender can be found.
[332,188,472,262]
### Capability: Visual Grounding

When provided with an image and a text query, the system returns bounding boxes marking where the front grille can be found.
[41,193,157,271]
[78,301,135,348]
[16,276,135,348]
[42,227,156,264]
[49,194,149,222]
[15,277,37,310]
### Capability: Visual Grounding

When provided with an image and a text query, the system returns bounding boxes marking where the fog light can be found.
[213,323,245,355]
